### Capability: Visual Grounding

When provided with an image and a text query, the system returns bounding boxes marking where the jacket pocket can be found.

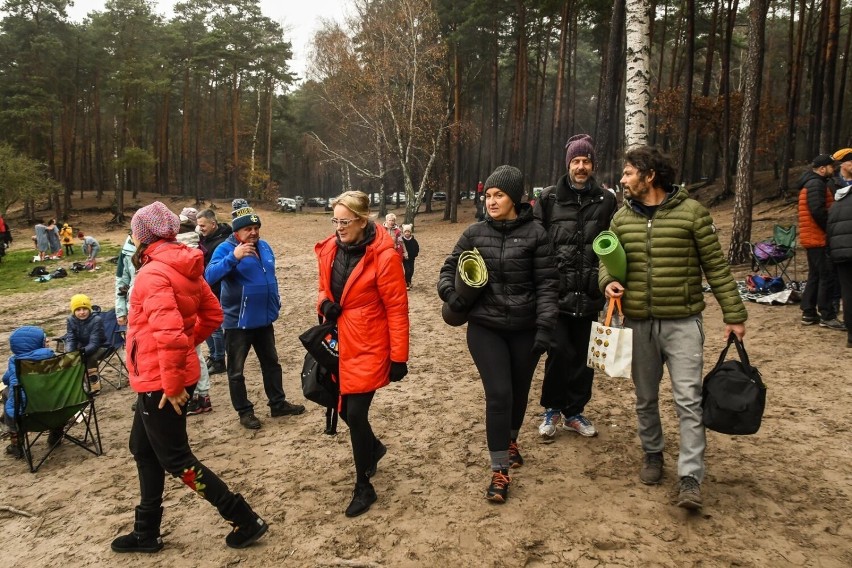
[238,284,270,329]
[129,338,139,376]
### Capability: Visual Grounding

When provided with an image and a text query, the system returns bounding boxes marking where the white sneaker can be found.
[538,409,562,438]
[562,414,597,437]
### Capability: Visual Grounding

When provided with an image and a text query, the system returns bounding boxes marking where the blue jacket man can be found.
[205,206,303,430]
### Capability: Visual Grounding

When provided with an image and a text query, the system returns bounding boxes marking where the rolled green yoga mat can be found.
[593,231,626,283]
[442,248,488,326]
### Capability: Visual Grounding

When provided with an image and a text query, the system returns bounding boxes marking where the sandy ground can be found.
[0,195,850,567]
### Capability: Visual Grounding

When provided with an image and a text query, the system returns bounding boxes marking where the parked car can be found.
[432,191,447,201]
[277,197,297,212]
[306,197,327,207]
[293,195,305,207]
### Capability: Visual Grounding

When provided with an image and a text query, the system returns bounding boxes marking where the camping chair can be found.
[13,350,102,473]
[96,308,128,390]
[747,224,798,284]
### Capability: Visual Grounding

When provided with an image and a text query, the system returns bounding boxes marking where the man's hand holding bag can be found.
[587,297,632,379]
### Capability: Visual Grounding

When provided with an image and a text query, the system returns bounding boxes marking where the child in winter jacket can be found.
[60,223,74,255]
[383,214,407,261]
[3,326,57,459]
[66,294,106,394]
[401,224,420,290]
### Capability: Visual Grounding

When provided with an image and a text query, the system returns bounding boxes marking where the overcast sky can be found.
[64,0,343,80]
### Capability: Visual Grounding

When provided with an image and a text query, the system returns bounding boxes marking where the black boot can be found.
[111,507,164,553]
[345,482,377,518]
[366,439,387,478]
[221,493,268,549]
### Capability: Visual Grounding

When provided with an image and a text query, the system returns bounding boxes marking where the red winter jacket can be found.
[127,240,223,396]
[315,227,409,395]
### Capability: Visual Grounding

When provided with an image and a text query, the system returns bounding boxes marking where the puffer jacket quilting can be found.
[599,185,747,324]
[2,327,54,419]
[65,312,106,359]
[827,186,852,263]
[798,170,834,249]
[438,204,560,333]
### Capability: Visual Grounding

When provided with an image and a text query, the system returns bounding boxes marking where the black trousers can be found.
[835,262,852,343]
[539,315,595,416]
[130,385,237,515]
[224,325,286,416]
[339,391,377,484]
[802,247,838,320]
[467,323,538,452]
[403,259,416,285]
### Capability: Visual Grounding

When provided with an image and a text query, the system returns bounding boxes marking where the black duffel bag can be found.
[701,333,767,435]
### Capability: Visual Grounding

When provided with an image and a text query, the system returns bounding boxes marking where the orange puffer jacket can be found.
[127,240,223,396]
[315,227,409,395]
[798,170,834,248]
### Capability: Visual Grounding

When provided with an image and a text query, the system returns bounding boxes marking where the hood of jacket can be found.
[141,239,205,280]
[10,326,48,355]
[836,186,851,201]
[625,184,686,216]
[799,169,828,187]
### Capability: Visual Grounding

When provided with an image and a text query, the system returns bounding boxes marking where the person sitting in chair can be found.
[3,326,58,459]
[66,294,106,394]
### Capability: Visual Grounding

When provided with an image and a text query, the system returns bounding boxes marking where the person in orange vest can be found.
[799,154,844,330]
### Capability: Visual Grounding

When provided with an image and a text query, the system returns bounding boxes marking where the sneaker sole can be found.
[187,408,212,416]
[485,493,506,503]
[677,497,702,510]
[226,522,268,549]
[562,425,598,437]
[538,426,558,438]
[271,408,306,417]
[801,320,818,326]
[639,476,663,486]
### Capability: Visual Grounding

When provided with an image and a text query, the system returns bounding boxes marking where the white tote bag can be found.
[587,298,633,379]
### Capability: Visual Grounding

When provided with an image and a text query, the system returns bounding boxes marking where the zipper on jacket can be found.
[500,232,509,325]
[239,296,249,328]
[646,218,653,313]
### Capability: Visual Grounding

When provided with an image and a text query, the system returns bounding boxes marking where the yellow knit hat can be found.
[70,294,93,314]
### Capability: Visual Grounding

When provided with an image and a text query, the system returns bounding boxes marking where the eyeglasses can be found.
[331,218,358,227]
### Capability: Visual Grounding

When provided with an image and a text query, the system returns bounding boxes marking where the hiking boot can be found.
[819,318,847,331]
[270,400,305,417]
[538,408,561,438]
[5,436,22,459]
[639,452,664,485]
[562,414,597,437]
[111,507,164,553]
[207,359,226,375]
[508,440,524,468]
[239,412,261,430]
[345,482,378,517]
[187,394,212,416]
[222,494,268,549]
[677,476,702,509]
[801,314,819,325]
[89,377,102,396]
[486,469,511,503]
[366,439,387,478]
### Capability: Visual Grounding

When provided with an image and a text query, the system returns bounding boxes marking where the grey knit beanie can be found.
[484,165,525,205]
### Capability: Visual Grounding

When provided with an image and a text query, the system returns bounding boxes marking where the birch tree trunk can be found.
[625,0,651,149]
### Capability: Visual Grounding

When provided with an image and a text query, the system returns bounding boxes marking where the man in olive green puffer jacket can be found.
[600,146,747,511]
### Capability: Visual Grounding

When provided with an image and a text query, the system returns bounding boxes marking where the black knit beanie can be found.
[484,165,525,205]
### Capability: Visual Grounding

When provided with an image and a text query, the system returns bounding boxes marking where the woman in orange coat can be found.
[314,190,410,517]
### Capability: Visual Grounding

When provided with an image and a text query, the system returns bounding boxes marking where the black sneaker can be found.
[345,482,377,517]
[270,401,305,417]
[486,469,510,503]
[639,452,664,485]
[801,314,819,325]
[677,476,702,509]
[208,359,226,375]
[508,440,524,468]
[819,318,847,331]
[47,429,63,447]
[187,395,212,416]
[239,412,261,430]
[5,443,23,459]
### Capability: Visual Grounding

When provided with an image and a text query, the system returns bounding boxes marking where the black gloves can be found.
[389,361,408,382]
[321,300,342,321]
[447,291,468,313]
[531,330,551,357]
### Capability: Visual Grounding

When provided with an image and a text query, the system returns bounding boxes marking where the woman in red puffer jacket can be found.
[112,201,268,555]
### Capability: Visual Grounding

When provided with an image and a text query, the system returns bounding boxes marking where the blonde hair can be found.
[385,213,397,224]
[331,190,370,220]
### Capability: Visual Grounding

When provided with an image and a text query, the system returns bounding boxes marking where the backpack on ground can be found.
[70,261,87,273]
[50,267,68,279]
[29,266,49,277]
[746,274,784,294]
[701,334,766,435]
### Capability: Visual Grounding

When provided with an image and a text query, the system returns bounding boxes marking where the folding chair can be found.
[96,308,128,390]
[13,350,103,473]
[747,224,798,284]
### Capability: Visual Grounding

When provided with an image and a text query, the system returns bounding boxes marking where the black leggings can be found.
[467,323,538,459]
[130,385,238,516]
[339,391,377,484]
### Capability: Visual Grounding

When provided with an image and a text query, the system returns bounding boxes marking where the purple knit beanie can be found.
[131,201,180,244]
[565,134,595,169]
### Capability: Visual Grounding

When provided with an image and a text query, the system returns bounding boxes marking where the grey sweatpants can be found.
[627,315,706,482]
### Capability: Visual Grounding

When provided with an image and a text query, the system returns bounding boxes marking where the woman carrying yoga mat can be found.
[438,165,559,504]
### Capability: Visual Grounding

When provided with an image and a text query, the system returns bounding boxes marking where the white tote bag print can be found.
[587,298,633,379]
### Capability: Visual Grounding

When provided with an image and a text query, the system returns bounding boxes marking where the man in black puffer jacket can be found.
[196,209,232,377]
[533,134,617,440]
[827,184,852,347]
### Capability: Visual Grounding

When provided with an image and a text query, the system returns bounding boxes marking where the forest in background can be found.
[0,0,849,232]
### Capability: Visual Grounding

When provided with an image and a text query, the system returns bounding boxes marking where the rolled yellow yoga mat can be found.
[442,248,488,326]
[593,231,626,283]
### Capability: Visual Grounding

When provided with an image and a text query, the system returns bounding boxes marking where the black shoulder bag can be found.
[701,333,767,435]
[299,319,340,435]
